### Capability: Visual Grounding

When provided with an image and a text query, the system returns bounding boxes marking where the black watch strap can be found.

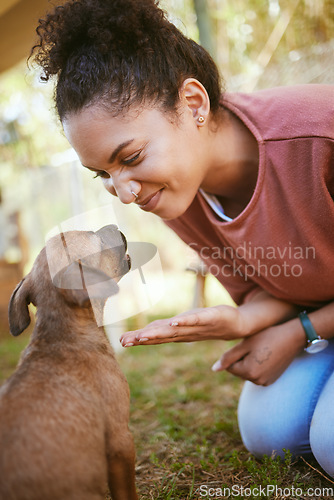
[298,311,318,342]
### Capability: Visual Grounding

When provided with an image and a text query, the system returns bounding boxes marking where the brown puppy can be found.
[0,225,138,500]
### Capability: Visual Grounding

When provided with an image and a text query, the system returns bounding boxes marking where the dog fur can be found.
[0,225,138,500]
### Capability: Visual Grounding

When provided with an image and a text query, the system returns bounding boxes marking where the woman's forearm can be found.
[305,302,334,340]
[238,290,301,337]
[238,289,334,343]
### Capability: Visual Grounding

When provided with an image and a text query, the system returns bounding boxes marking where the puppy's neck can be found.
[31,301,110,349]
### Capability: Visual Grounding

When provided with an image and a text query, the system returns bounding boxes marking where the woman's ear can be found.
[179,78,210,125]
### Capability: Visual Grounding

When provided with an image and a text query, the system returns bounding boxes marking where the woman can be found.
[32,0,334,476]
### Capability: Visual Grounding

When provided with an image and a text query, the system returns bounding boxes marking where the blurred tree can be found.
[0,67,68,173]
[212,0,334,88]
[162,0,334,89]
[193,0,216,59]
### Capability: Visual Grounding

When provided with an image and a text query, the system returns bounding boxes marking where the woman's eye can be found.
[122,151,141,165]
[93,170,110,179]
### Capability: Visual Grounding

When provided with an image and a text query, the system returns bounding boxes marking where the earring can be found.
[198,116,205,124]
[131,191,138,201]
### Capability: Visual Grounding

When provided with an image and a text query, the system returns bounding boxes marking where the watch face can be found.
[305,339,329,354]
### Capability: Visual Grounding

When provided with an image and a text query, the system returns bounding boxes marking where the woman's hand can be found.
[212,319,306,386]
[120,291,299,348]
[120,305,245,347]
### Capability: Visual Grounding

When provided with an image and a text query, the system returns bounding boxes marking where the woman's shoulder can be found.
[221,84,334,142]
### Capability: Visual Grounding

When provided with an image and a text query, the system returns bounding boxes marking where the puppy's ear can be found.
[54,261,119,308]
[8,278,32,337]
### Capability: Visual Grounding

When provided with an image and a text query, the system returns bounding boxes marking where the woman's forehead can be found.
[63,103,183,145]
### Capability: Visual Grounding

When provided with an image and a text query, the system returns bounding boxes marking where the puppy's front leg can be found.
[107,429,138,500]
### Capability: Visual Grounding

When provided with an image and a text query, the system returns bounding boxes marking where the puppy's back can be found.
[0,344,129,500]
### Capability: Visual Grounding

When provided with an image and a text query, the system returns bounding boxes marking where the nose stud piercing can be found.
[198,116,205,123]
[131,191,138,200]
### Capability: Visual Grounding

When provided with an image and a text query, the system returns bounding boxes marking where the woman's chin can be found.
[139,189,197,220]
[156,204,190,221]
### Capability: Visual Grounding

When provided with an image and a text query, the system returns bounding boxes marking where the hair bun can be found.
[33,0,166,78]
[32,0,222,121]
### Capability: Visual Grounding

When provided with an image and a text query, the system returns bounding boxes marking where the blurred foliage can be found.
[163,0,334,87]
[0,67,68,188]
[214,0,334,79]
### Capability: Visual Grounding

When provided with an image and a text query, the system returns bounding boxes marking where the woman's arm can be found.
[212,301,334,385]
[120,290,300,347]
[237,289,300,335]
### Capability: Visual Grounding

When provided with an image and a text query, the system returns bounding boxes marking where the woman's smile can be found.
[136,188,164,212]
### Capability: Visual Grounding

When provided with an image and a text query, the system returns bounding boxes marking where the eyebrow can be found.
[108,139,135,164]
[82,139,136,171]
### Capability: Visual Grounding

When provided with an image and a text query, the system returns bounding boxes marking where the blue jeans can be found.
[238,340,334,477]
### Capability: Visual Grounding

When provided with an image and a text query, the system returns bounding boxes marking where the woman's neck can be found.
[202,109,259,218]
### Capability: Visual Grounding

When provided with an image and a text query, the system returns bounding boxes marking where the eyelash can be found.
[122,151,141,165]
[93,171,110,179]
[92,151,142,179]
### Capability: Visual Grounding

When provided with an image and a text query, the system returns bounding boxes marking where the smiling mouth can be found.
[137,189,164,212]
[137,189,162,207]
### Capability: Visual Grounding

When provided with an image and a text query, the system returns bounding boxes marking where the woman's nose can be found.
[102,176,141,204]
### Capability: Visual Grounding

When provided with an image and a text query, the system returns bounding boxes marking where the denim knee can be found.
[310,371,334,478]
[238,381,311,459]
[237,344,334,460]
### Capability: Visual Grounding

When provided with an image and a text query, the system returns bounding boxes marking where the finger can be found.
[226,356,268,385]
[134,322,209,342]
[169,312,203,327]
[120,325,160,345]
[124,329,212,347]
[121,325,179,346]
[225,358,249,379]
[129,336,188,346]
[120,320,171,345]
[122,334,192,347]
[169,308,221,327]
[120,331,140,347]
[212,342,247,372]
[119,329,136,343]
[123,320,219,346]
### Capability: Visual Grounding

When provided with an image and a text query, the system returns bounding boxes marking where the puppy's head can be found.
[8,225,130,336]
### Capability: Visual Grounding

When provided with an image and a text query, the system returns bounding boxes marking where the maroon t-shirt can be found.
[166,85,334,307]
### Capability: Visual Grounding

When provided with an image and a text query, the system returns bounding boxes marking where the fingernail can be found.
[124,343,134,347]
[138,338,149,342]
[170,322,179,326]
[212,360,222,372]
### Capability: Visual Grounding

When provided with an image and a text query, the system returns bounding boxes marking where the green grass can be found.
[1,328,334,499]
[115,342,334,499]
[0,331,30,379]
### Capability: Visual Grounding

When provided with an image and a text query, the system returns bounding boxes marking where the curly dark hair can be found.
[31,0,224,121]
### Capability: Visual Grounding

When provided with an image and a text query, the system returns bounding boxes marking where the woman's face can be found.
[63,103,210,220]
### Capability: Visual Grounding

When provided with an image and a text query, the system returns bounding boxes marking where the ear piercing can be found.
[131,191,138,200]
[198,116,205,124]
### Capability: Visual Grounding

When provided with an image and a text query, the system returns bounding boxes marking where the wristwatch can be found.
[298,311,329,354]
